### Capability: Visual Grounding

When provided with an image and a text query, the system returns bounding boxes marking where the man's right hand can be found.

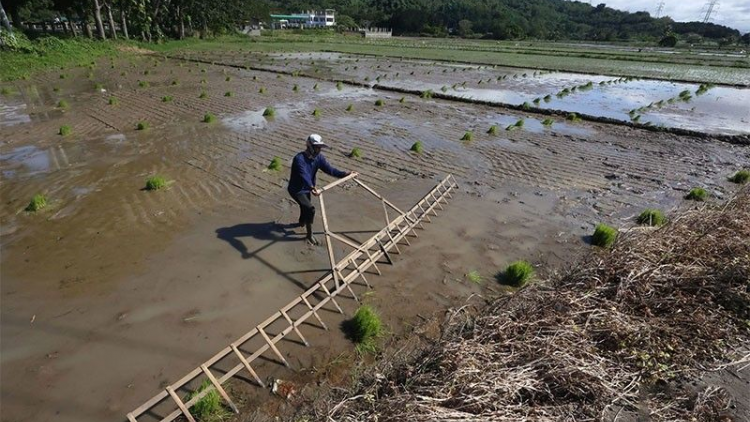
[311,187,321,196]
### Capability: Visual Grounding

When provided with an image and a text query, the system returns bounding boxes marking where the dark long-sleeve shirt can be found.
[287,152,347,195]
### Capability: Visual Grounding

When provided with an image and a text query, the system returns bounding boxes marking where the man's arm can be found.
[318,155,348,178]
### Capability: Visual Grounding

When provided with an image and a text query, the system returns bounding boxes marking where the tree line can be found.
[1,0,747,44]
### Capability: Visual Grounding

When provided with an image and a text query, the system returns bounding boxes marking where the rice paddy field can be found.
[1,36,748,422]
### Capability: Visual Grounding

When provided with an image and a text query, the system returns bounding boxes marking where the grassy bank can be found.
[298,187,750,420]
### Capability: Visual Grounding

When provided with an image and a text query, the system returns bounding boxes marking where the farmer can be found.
[288,134,357,245]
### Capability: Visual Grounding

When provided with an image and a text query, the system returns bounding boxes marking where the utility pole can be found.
[655,2,665,18]
[702,1,719,24]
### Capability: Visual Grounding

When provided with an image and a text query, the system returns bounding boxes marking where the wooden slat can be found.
[258,326,290,368]
[230,344,265,388]
[200,365,239,414]
[166,386,196,422]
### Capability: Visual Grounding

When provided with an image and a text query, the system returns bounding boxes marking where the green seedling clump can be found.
[592,223,618,248]
[161,96,173,102]
[521,102,532,110]
[268,156,283,171]
[636,209,666,226]
[203,113,216,123]
[728,170,750,184]
[336,81,343,90]
[313,83,319,91]
[461,131,474,142]
[138,80,149,88]
[312,108,321,117]
[420,90,434,99]
[171,80,179,86]
[410,141,424,154]
[349,305,382,353]
[487,125,499,135]
[185,379,227,421]
[542,118,554,127]
[199,91,208,99]
[685,187,708,201]
[258,87,266,94]
[57,99,69,109]
[375,99,384,107]
[25,194,48,212]
[145,176,167,191]
[349,147,363,159]
[293,84,299,92]
[262,107,275,117]
[466,270,483,284]
[346,104,354,112]
[499,260,534,287]
[224,91,233,97]
[1,87,15,95]
[225,76,231,82]
[108,96,118,105]
[399,97,406,103]
[59,125,72,136]
[94,83,104,90]
[136,121,149,130]
[566,112,582,122]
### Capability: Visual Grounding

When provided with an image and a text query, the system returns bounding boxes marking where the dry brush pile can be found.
[300,188,749,421]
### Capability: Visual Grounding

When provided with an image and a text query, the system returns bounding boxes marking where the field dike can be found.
[295,187,750,421]
[164,54,750,146]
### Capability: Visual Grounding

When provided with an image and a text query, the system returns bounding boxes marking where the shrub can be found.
[346,104,354,112]
[410,141,423,154]
[59,125,72,136]
[592,223,617,248]
[136,121,149,130]
[57,99,69,109]
[138,80,149,88]
[312,108,321,117]
[636,209,666,226]
[262,107,275,117]
[203,113,216,123]
[375,99,384,107]
[728,170,750,184]
[349,147,362,159]
[499,260,534,287]
[348,305,382,353]
[25,194,47,212]
[268,156,282,171]
[487,125,499,135]
[685,187,707,201]
[186,379,226,421]
[161,95,173,102]
[542,118,554,126]
[461,131,473,142]
[224,91,233,97]
[199,91,208,99]
[145,176,167,190]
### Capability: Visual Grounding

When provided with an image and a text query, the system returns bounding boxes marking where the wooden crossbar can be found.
[126,174,458,422]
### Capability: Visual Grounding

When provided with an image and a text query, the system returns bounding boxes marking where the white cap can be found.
[306,134,327,147]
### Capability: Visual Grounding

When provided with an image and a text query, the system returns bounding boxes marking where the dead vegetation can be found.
[297,187,750,421]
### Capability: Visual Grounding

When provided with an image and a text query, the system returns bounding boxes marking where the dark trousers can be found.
[290,191,315,226]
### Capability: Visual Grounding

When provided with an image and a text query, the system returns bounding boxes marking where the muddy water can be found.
[1,54,748,422]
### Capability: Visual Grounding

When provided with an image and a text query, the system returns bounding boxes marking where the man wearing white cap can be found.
[287,134,357,245]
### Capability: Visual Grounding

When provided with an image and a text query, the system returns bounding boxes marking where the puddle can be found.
[222,107,291,131]
[319,86,380,100]
[0,145,51,175]
[487,114,593,137]
[0,101,32,127]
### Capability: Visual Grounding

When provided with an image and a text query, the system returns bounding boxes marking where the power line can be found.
[702,1,719,24]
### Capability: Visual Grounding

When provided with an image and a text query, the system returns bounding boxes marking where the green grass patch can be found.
[461,131,474,142]
[262,107,275,117]
[267,156,283,171]
[542,118,554,127]
[487,125,499,135]
[375,99,384,107]
[410,141,424,154]
[636,209,666,226]
[161,95,173,102]
[498,260,534,287]
[203,113,217,123]
[312,108,321,117]
[685,187,708,201]
[592,223,618,248]
[108,96,118,105]
[728,170,750,184]
[349,147,363,159]
[346,305,382,354]
[136,121,149,130]
[145,176,167,191]
[185,379,228,422]
[58,125,72,136]
[25,194,48,212]
[466,270,483,284]
[56,99,69,109]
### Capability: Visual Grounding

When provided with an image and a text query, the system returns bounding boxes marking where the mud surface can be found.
[1,53,748,422]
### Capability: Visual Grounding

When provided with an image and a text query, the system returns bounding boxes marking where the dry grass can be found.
[298,188,750,421]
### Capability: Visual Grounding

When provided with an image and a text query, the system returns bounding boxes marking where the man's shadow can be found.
[216,222,300,259]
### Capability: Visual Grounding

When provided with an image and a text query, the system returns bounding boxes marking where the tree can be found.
[659,34,677,47]
[335,14,356,31]
[742,32,750,47]
[457,18,472,36]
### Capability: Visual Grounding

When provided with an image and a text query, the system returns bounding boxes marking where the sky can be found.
[585,0,750,33]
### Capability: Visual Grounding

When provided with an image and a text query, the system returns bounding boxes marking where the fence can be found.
[126,173,457,422]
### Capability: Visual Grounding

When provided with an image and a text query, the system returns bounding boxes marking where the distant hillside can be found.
[269,0,744,41]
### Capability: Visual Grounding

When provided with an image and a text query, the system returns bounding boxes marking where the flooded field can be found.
[174,51,750,136]
[1,51,748,422]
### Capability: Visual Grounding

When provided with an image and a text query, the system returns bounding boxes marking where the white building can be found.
[270,10,335,29]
